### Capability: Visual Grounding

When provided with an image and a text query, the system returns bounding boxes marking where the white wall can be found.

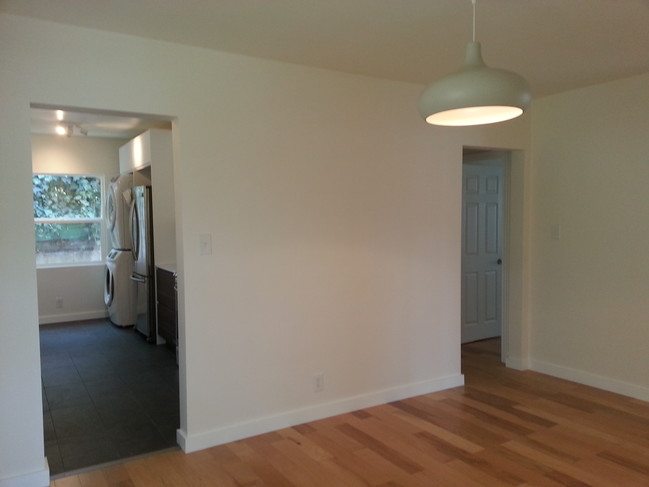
[530,72,649,399]
[35,266,106,324]
[31,134,125,324]
[31,134,124,177]
[0,13,530,484]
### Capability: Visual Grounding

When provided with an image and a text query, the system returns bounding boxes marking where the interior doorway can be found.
[30,105,181,476]
[461,149,509,362]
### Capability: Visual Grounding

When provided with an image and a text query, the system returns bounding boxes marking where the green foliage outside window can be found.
[33,174,103,265]
[33,174,101,219]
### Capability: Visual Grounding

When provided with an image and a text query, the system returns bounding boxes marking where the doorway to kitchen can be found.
[31,105,181,476]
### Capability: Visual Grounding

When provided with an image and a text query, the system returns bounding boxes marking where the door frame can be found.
[29,104,185,471]
[462,149,511,362]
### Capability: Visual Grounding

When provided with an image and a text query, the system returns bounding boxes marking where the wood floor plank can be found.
[566,383,649,419]
[366,407,472,464]
[98,464,134,487]
[227,438,299,487]
[166,449,236,487]
[53,477,82,487]
[597,449,649,476]
[346,412,454,468]
[412,461,498,487]
[459,389,558,428]
[503,440,612,487]
[521,399,649,452]
[276,426,375,486]
[297,422,396,486]
[391,397,511,448]
[124,453,191,487]
[273,435,368,487]
[76,470,108,487]
[525,424,612,462]
[210,441,271,486]
[388,408,484,455]
[445,457,523,487]
[441,397,537,436]
[576,453,649,487]
[354,447,486,487]
[245,431,336,487]
[337,422,424,475]
[413,395,521,444]
[473,447,569,487]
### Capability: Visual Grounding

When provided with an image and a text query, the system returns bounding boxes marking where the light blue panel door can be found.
[461,162,503,343]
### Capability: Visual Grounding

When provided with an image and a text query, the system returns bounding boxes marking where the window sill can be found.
[36,262,105,270]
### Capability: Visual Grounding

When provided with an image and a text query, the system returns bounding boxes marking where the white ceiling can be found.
[4,0,649,136]
[30,105,172,139]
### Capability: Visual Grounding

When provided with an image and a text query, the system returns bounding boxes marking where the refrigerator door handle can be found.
[130,197,139,262]
[130,273,146,283]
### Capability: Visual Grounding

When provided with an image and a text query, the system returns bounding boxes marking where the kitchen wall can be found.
[529,72,649,399]
[32,134,126,324]
[0,13,530,485]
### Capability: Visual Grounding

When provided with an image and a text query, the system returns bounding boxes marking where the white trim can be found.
[176,428,189,452]
[505,356,529,371]
[0,458,49,487]
[178,374,465,453]
[531,359,649,402]
[39,309,107,325]
[36,262,106,270]
[35,217,103,224]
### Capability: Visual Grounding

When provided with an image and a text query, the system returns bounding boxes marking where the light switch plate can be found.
[551,224,561,241]
[199,233,212,255]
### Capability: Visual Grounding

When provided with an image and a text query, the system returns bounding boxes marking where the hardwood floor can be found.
[52,339,649,486]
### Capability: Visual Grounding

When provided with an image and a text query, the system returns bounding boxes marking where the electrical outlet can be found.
[55,297,63,309]
[313,373,325,393]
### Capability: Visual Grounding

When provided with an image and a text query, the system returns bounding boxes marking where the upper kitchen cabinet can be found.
[119,129,170,173]
[119,129,176,268]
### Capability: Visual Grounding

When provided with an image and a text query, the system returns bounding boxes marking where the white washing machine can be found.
[106,173,133,250]
[104,249,137,326]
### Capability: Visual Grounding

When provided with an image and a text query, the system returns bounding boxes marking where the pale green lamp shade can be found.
[419,42,531,126]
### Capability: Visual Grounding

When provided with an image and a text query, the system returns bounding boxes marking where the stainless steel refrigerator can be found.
[130,185,156,341]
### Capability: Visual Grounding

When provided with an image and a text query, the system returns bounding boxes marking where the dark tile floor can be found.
[40,319,179,475]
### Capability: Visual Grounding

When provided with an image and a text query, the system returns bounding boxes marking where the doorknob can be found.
[497,258,502,265]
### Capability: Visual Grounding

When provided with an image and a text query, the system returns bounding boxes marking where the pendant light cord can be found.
[472,0,476,42]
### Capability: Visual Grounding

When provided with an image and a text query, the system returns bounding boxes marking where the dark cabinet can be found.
[156,267,177,348]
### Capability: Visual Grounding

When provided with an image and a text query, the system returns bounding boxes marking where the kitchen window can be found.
[33,174,104,266]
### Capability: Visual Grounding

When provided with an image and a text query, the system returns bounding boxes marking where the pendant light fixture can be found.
[418,0,531,126]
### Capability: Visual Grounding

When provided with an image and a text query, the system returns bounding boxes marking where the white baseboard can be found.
[0,458,49,487]
[179,373,465,453]
[530,359,649,402]
[39,309,107,325]
[505,356,530,371]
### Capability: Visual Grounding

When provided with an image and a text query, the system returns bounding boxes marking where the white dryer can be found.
[104,249,137,326]
[106,173,133,250]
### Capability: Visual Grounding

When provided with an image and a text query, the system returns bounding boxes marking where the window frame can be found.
[33,172,106,268]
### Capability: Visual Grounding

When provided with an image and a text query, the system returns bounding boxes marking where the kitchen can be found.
[32,110,180,474]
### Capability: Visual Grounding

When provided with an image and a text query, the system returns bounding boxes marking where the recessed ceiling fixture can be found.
[55,123,88,137]
[418,0,531,126]
[53,109,88,137]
